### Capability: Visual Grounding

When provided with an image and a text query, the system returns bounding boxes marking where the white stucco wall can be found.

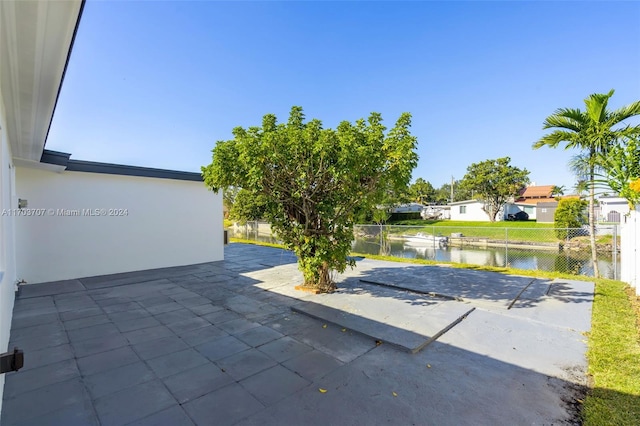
[450,201,494,221]
[599,198,630,222]
[620,208,638,295]
[15,166,223,284]
[0,95,17,412]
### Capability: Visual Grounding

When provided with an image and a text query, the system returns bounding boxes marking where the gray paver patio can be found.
[2,243,593,425]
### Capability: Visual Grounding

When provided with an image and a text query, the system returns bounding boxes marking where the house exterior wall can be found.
[15,166,223,284]
[621,208,638,296]
[598,198,629,223]
[0,93,17,410]
[536,202,558,223]
[449,201,493,221]
[504,203,536,220]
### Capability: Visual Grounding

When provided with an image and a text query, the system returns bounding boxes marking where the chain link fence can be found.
[227,221,620,279]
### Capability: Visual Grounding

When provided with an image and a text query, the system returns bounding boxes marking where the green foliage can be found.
[222,186,239,216]
[459,157,530,222]
[408,178,435,203]
[432,180,471,204]
[600,137,640,208]
[533,89,640,277]
[228,188,268,222]
[371,208,391,225]
[554,198,587,239]
[550,185,565,199]
[202,106,418,291]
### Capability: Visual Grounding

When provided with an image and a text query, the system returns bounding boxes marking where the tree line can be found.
[204,90,639,290]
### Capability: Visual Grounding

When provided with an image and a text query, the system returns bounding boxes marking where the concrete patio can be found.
[2,243,593,425]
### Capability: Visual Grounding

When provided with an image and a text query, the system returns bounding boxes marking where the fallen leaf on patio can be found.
[375,340,382,346]
[322,324,327,328]
[341,328,347,332]
[319,388,328,393]
[392,392,398,397]
[426,364,431,368]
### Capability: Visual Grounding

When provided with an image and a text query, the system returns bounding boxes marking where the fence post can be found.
[433,225,436,251]
[613,224,618,280]
[505,228,508,267]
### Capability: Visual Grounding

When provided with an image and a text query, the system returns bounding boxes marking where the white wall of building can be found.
[0,94,17,412]
[15,166,223,284]
[504,203,537,220]
[620,208,638,296]
[450,201,494,221]
[599,197,630,223]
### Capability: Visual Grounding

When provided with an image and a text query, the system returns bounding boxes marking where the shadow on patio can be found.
[1,243,603,425]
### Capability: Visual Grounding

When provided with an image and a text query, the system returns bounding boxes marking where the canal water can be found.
[351,238,619,279]
[229,230,620,279]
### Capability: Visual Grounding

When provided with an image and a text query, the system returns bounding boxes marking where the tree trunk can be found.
[589,167,600,278]
[316,262,335,293]
[300,257,335,293]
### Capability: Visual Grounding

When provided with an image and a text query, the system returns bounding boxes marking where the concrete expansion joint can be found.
[507,278,538,310]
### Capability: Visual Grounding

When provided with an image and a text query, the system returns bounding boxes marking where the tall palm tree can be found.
[533,90,640,277]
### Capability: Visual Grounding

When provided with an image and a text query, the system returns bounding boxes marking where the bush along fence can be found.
[227,221,621,279]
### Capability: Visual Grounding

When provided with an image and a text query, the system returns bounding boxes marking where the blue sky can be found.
[47,0,640,192]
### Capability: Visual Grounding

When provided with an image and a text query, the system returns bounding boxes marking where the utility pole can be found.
[450,176,454,203]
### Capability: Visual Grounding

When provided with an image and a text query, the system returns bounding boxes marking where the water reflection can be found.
[230,231,619,279]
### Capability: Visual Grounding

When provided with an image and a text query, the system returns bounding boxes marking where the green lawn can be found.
[376,220,559,243]
[389,219,554,228]
[582,280,640,425]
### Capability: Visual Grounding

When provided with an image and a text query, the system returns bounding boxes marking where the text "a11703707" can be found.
[1,208,129,217]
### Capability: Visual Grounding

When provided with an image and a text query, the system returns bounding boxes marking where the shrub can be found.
[554,198,587,239]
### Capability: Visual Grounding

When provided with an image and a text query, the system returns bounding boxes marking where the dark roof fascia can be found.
[40,149,71,167]
[40,149,203,182]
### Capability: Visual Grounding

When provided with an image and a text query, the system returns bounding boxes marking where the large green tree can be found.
[533,90,640,277]
[228,188,268,222]
[408,178,435,204]
[202,106,418,292]
[459,157,530,222]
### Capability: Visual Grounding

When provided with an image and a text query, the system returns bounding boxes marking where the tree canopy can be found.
[408,178,435,204]
[228,188,268,222]
[533,89,640,277]
[459,157,530,222]
[202,106,418,292]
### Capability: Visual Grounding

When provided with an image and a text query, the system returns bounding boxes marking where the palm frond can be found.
[584,90,614,123]
[533,130,581,149]
[607,100,640,126]
[542,108,585,130]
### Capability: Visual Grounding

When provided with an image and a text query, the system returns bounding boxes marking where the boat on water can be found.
[403,232,449,247]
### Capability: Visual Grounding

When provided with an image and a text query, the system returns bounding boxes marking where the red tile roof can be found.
[519,185,554,199]
[514,197,557,205]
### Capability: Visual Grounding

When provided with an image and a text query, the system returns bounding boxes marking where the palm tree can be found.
[551,185,566,200]
[533,90,640,277]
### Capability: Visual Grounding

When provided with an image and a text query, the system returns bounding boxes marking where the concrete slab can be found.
[292,281,475,353]
[182,383,264,426]
[18,279,85,298]
[216,349,278,381]
[2,243,594,426]
[93,379,177,426]
[257,336,313,363]
[127,406,194,426]
[162,363,234,404]
[146,349,209,379]
[240,365,311,405]
[84,361,156,399]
